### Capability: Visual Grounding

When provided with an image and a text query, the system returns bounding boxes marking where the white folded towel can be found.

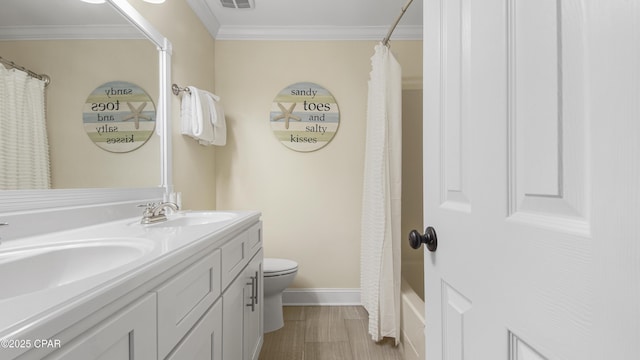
[180,86,226,146]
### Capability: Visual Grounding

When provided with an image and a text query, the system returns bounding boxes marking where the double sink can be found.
[0,211,238,301]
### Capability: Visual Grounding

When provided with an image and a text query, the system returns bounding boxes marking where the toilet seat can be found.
[264,258,298,277]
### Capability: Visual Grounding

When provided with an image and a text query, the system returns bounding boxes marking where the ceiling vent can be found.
[220,0,254,9]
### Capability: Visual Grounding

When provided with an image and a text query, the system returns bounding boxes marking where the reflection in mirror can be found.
[0,0,160,190]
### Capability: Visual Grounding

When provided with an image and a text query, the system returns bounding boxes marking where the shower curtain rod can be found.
[382,0,415,46]
[0,56,50,86]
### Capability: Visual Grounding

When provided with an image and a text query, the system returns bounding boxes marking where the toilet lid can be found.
[264,258,298,277]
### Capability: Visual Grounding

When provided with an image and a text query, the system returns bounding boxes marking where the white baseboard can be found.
[282,288,361,306]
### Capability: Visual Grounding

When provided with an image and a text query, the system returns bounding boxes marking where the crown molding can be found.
[214,25,423,41]
[186,0,221,38]
[0,25,145,40]
[187,0,422,41]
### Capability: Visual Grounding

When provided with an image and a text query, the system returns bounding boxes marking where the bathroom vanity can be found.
[0,210,263,360]
[0,1,264,358]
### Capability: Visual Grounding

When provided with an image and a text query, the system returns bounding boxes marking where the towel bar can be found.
[172,84,191,96]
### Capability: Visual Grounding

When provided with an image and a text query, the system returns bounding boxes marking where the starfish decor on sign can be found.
[273,102,301,129]
[122,102,151,129]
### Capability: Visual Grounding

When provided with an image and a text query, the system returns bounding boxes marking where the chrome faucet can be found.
[139,202,179,224]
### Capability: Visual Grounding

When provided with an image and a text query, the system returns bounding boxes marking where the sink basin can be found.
[0,238,154,299]
[146,211,238,228]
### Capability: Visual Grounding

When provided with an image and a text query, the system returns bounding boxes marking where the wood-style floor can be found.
[259,306,404,360]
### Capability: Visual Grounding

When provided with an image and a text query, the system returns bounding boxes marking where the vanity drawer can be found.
[221,222,262,289]
[221,230,249,289]
[156,249,221,359]
[246,222,263,257]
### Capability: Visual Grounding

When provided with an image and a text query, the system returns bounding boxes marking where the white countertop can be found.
[0,210,260,349]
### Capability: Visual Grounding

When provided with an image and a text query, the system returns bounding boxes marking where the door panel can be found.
[442,282,472,360]
[507,0,590,236]
[420,0,638,359]
[441,0,471,211]
[510,0,562,197]
[508,332,547,360]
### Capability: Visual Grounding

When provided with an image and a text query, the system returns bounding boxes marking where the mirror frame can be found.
[0,0,173,213]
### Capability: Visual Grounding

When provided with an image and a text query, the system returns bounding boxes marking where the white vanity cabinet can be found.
[222,267,245,360]
[10,216,263,360]
[156,250,222,359]
[243,250,264,360]
[222,224,264,360]
[164,299,222,360]
[163,221,263,360]
[42,294,157,360]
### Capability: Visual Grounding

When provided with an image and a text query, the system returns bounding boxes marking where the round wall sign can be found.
[270,82,339,152]
[83,81,156,153]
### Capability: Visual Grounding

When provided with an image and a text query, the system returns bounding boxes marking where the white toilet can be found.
[263,258,298,333]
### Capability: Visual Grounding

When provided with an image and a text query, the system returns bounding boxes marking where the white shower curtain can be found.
[360,43,402,343]
[0,65,50,189]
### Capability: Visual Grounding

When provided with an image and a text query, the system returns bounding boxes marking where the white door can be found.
[421,0,640,359]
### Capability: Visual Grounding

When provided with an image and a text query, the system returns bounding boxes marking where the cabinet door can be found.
[44,294,156,360]
[243,250,263,360]
[156,250,221,359]
[165,299,222,360]
[222,272,244,360]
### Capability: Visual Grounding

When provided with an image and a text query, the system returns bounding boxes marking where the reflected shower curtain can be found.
[360,43,402,343]
[0,65,50,189]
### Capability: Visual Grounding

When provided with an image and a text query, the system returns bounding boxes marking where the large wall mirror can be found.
[0,0,172,212]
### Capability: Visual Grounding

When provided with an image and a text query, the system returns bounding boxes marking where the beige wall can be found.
[0,40,159,189]
[128,0,218,210]
[214,40,422,288]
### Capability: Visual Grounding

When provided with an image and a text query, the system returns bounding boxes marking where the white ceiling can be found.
[188,0,423,41]
[0,0,140,40]
[0,0,423,42]
[0,0,128,27]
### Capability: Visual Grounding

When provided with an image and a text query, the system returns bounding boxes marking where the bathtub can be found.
[401,263,425,360]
